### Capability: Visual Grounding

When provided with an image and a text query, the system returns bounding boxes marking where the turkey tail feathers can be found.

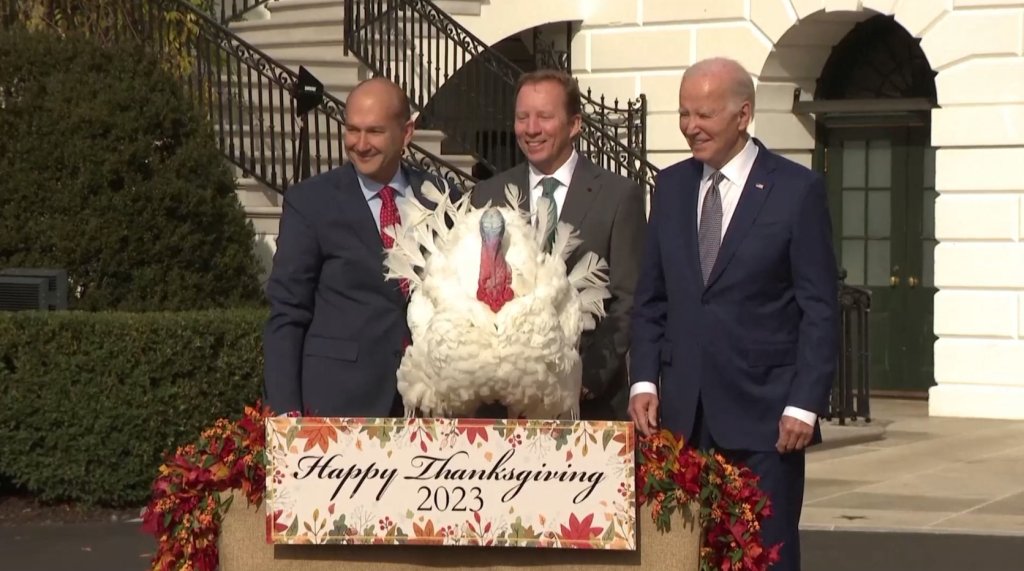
[551,222,582,262]
[503,183,524,211]
[568,252,611,329]
[418,179,447,206]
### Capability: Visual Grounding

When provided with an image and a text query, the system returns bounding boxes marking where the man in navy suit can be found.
[629,58,839,570]
[263,77,452,418]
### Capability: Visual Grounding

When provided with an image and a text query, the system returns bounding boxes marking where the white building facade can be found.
[455,0,1024,420]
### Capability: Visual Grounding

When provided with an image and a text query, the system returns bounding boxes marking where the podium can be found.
[218,492,701,571]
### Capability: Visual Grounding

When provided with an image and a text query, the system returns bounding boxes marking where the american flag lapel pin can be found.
[755,183,765,190]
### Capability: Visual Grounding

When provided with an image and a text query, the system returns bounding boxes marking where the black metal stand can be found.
[294,113,311,184]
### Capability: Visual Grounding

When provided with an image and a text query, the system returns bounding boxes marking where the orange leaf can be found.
[297,424,338,454]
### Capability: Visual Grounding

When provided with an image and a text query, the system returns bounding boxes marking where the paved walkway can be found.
[804,398,1024,535]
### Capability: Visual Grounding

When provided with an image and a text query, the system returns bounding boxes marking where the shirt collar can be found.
[701,137,758,186]
[356,167,410,201]
[528,149,579,191]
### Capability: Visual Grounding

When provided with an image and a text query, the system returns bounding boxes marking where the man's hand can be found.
[628,393,660,436]
[776,415,813,453]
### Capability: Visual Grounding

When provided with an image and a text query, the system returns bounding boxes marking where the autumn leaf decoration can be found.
[636,430,781,571]
[141,402,269,571]
[297,423,339,453]
[558,513,604,548]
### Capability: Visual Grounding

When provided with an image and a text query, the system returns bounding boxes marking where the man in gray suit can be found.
[470,70,647,420]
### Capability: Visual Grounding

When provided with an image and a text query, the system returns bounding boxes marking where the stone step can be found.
[206,61,361,101]
[244,206,283,236]
[262,0,486,21]
[229,0,487,45]
[219,129,465,192]
[217,125,448,148]
[233,149,477,213]
[236,175,284,209]
[231,20,342,47]
[231,0,491,31]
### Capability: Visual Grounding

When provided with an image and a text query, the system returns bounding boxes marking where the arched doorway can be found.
[809,15,938,395]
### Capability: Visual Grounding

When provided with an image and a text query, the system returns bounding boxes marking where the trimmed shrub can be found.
[0,310,266,506]
[0,29,263,311]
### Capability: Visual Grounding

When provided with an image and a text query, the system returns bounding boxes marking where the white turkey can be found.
[382,181,610,420]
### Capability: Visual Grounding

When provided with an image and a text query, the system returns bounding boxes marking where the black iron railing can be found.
[0,0,476,193]
[581,89,649,173]
[829,272,872,425]
[532,24,652,165]
[344,0,658,191]
[532,24,572,73]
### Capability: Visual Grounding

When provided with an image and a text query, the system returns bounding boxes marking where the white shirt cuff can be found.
[629,385,816,426]
[630,382,658,398]
[783,406,817,427]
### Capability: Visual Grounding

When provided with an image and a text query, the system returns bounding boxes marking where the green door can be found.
[823,126,936,394]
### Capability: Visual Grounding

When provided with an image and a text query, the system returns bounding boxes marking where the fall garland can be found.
[142,404,778,571]
[636,430,780,571]
[141,403,268,571]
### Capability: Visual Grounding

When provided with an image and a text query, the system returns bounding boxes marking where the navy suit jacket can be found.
[262,162,454,417]
[630,140,839,451]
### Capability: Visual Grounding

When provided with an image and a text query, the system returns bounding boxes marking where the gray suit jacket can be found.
[469,156,647,420]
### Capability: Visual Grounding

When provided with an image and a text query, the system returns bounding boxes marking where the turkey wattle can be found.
[382,182,610,420]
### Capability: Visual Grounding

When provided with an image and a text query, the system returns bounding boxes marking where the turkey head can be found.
[476,208,515,313]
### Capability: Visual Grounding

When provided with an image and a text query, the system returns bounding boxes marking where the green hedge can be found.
[0,310,266,506]
[0,29,264,311]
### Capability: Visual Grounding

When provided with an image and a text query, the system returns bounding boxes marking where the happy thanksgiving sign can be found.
[264,417,636,550]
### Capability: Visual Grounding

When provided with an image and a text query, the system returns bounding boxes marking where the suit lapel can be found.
[336,163,385,255]
[336,163,408,306]
[678,163,704,290]
[560,156,600,229]
[704,145,777,289]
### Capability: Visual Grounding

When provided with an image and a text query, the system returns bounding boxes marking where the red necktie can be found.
[379,186,410,299]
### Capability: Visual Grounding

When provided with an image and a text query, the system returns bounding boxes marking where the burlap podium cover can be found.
[218,492,701,571]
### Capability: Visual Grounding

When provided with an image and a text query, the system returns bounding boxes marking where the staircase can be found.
[227,0,486,168]
[342,0,658,192]
[0,0,480,284]
[227,0,484,275]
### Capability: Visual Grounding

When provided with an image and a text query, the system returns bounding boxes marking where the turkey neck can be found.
[477,236,514,313]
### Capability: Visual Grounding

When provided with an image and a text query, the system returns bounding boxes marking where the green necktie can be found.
[539,177,560,253]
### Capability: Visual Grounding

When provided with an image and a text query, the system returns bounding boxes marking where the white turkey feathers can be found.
[383,181,611,420]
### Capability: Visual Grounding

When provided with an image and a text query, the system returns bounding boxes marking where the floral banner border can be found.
[264,417,637,550]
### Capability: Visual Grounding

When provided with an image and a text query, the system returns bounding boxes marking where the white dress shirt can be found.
[527,150,578,218]
[630,138,817,428]
[355,168,411,234]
